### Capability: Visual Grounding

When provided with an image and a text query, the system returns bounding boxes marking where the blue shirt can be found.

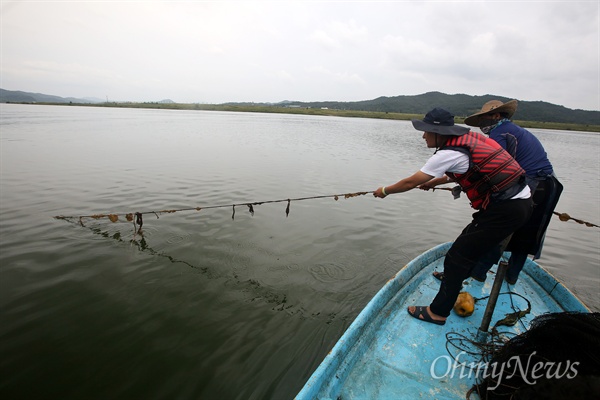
[489,121,554,177]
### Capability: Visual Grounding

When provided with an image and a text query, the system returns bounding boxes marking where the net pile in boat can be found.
[471,311,600,399]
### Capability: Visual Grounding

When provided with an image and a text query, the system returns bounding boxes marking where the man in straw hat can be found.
[463,99,563,284]
[373,107,532,325]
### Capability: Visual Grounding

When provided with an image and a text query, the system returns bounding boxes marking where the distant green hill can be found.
[0,89,101,104]
[2,88,598,126]
[268,91,599,125]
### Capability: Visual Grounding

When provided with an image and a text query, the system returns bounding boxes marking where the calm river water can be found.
[1,104,598,399]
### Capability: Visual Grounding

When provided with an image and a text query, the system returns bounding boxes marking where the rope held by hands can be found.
[53,187,599,230]
[53,191,372,230]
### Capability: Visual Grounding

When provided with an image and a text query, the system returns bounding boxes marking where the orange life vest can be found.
[443,131,525,210]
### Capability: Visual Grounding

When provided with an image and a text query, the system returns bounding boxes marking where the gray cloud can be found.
[2,1,598,110]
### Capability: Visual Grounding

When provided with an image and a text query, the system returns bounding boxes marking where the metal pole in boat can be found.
[477,235,512,343]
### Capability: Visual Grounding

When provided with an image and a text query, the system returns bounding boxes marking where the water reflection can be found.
[1,104,598,400]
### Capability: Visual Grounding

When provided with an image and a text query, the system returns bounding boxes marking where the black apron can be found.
[507,175,563,258]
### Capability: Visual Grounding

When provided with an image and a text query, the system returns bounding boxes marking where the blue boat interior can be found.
[297,242,589,400]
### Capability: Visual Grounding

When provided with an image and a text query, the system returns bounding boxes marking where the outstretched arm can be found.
[374,171,434,198]
[418,175,452,191]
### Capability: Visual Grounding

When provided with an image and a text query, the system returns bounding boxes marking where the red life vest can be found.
[443,131,525,210]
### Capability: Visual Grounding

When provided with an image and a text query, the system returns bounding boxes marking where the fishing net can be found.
[471,311,600,399]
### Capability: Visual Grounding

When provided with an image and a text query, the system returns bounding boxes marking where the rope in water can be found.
[53,191,371,232]
[431,187,600,228]
[551,211,600,228]
[53,187,599,231]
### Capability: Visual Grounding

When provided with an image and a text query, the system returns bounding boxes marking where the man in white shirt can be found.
[373,108,532,325]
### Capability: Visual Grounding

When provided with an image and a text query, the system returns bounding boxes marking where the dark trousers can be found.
[429,197,533,318]
[470,176,561,282]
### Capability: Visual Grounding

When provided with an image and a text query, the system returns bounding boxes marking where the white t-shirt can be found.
[420,149,530,200]
[421,149,469,177]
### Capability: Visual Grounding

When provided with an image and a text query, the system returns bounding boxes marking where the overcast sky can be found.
[2,0,599,111]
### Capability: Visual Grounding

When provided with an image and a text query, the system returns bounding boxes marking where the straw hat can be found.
[464,100,518,127]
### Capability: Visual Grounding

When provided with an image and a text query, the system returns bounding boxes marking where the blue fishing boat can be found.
[296,242,590,400]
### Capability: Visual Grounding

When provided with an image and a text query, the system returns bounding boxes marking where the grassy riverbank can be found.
[10,101,600,132]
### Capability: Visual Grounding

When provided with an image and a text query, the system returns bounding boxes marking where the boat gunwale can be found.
[295,243,449,399]
[295,242,589,399]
